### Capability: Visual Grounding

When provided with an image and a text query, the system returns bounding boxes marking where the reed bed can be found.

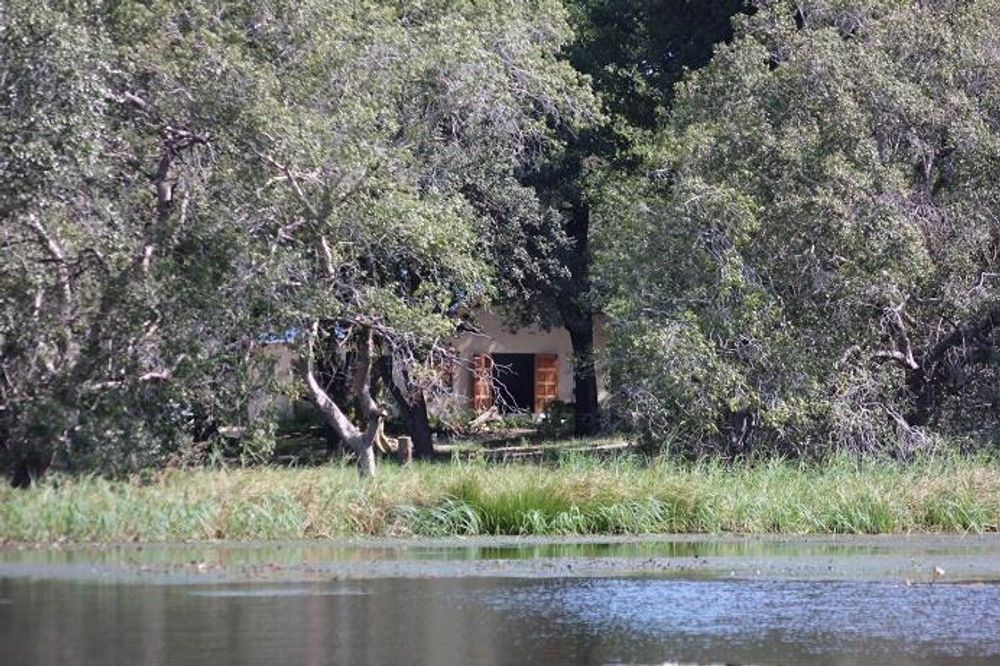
[2,452,999,543]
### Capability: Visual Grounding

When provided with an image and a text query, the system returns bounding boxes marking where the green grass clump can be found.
[1,451,999,543]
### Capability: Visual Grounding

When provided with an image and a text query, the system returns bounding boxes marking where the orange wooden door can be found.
[472,354,494,412]
[534,354,558,413]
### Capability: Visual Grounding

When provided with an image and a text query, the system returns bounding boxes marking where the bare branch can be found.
[318,235,337,281]
[872,349,919,370]
[299,320,362,443]
[353,326,384,422]
[923,301,1000,370]
[879,302,919,372]
[25,215,72,317]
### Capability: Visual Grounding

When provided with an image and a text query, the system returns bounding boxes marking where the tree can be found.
[216,0,595,474]
[511,0,752,436]
[596,0,1000,455]
[0,1,267,484]
[1,0,596,481]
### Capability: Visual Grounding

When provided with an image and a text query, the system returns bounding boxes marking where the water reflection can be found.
[1,576,998,665]
[2,535,990,571]
[187,587,369,598]
[483,578,1000,662]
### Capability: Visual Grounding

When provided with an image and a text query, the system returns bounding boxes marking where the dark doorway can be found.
[492,353,535,414]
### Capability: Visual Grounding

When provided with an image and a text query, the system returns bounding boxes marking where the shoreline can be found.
[3,534,1000,584]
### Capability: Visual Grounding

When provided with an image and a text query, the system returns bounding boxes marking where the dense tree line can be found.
[1,0,595,481]
[595,0,1000,456]
[2,0,997,483]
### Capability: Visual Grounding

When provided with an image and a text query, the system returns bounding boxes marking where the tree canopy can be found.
[1,0,596,480]
[595,0,1000,455]
[3,0,998,483]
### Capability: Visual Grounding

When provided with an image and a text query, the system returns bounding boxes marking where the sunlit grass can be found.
[1,451,999,543]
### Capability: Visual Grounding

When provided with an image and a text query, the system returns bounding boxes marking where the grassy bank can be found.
[2,453,999,543]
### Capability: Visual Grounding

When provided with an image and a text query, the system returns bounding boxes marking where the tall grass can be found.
[1,452,999,543]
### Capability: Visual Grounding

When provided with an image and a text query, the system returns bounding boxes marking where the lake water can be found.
[1,536,999,665]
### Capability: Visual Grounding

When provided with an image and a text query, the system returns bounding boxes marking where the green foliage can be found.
[5,0,999,481]
[538,401,576,439]
[0,0,267,482]
[0,0,597,481]
[566,0,752,130]
[596,0,1000,455]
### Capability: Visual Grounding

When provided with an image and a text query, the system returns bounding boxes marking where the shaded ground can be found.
[273,425,629,466]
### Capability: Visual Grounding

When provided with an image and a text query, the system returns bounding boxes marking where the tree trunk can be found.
[901,302,1000,428]
[396,436,414,466]
[904,369,935,428]
[5,443,55,489]
[378,356,435,459]
[309,395,378,478]
[301,322,382,478]
[398,390,434,458]
[722,409,754,458]
[353,436,377,477]
[314,340,352,455]
[565,312,601,436]
[558,196,602,437]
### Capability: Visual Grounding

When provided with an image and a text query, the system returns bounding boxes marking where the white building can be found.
[449,309,609,415]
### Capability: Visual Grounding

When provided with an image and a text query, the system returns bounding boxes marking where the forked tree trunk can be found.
[301,322,382,478]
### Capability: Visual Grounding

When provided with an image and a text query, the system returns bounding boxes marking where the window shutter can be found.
[472,354,494,413]
[534,354,558,413]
